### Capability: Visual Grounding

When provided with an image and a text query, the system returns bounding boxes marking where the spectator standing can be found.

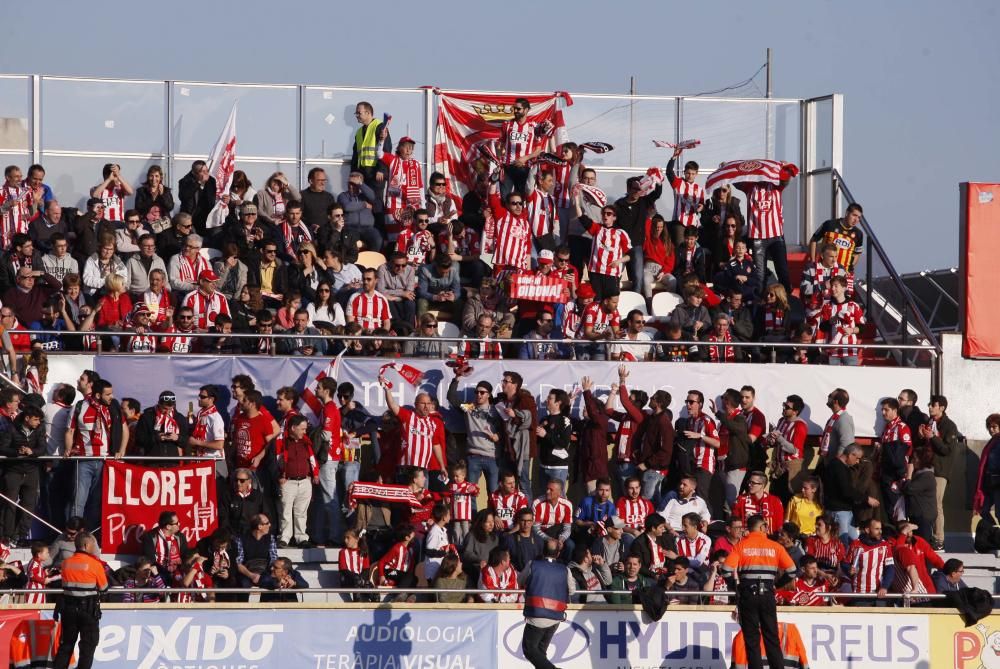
[845,518,895,606]
[820,388,855,464]
[177,161,216,235]
[633,390,674,503]
[276,415,319,548]
[135,390,188,462]
[521,540,574,669]
[821,444,878,544]
[876,398,913,523]
[0,405,46,545]
[497,371,536,497]
[920,395,958,549]
[536,389,573,488]
[766,394,809,504]
[613,174,661,297]
[579,204,631,300]
[736,165,797,294]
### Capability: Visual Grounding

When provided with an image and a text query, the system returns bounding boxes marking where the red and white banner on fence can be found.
[102,461,218,554]
[432,91,572,196]
[508,273,570,303]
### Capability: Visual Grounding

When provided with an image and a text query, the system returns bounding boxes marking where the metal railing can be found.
[831,170,941,368]
[0,585,984,608]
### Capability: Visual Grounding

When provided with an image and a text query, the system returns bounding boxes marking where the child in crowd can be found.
[338,529,371,602]
[785,477,823,536]
[24,542,57,604]
[424,503,452,582]
[446,461,479,547]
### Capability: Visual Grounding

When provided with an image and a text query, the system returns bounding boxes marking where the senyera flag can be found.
[433,90,573,196]
[704,159,799,192]
[205,102,238,229]
[102,461,218,554]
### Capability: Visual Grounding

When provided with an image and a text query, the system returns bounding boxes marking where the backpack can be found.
[974,516,1000,554]
[311,424,331,466]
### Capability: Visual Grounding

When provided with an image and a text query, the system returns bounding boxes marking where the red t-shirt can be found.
[321,401,343,463]
[232,412,274,470]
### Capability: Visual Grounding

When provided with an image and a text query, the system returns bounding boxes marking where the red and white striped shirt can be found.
[744,407,767,443]
[0,184,32,249]
[490,489,530,531]
[479,565,519,603]
[377,541,412,585]
[847,539,894,594]
[501,119,544,165]
[587,223,631,277]
[158,327,196,354]
[880,417,913,456]
[805,535,846,572]
[98,184,127,222]
[381,153,424,215]
[173,563,213,603]
[24,557,48,604]
[526,188,556,239]
[670,178,705,228]
[775,417,808,461]
[739,182,785,239]
[818,299,865,358]
[562,302,583,340]
[615,497,654,531]
[447,480,480,522]
[346,291,392,331]
[339,547,370,576]
[552,161,575,209]
[532,496,573,529]
[489,194,531,270]
[582,301,620,338]
[682,414,719,474]
[125,331,158,353]
[676,531,711,568]
[397,407,443,470]
[396,228,435,266]
[182,289,231,330]
[800,261,851,311]
[71,397,122,457]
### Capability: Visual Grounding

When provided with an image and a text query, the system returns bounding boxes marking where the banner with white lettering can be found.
[508,272,569,303]
[101,461,218,554]
[93,356,932,437]
[89,609,496,669]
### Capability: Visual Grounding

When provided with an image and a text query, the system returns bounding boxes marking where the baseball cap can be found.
[158,390,176,405]
[132,304,151,317]
[538,249,554,265]
[608,517,626,530]
[242,203,258,215]
[198,269,220,282]
[577,283,596,300]
[398,136,416,145]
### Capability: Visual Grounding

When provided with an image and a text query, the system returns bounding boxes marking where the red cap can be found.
[538,249,554,265]
[198,269,220,282]
[577,283,596,300]
[398,136,416,145]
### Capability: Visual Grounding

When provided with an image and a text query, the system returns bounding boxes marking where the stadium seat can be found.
[357,251,387,270]
[617,290,647,316]
[200,248,222,262]
[651,292,683,318]
[437,321,460,340]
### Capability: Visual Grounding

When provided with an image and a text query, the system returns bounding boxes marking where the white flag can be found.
[205,103,238,229]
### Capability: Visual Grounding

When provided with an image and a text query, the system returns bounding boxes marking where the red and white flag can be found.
[378,362,424,390]
[705,159,798,192]
[205,103,238,229]
[433,91,573,196]
[298,349,346,424]
[508,273,570,304]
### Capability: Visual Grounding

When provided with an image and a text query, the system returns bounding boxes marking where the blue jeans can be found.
[829,356,860,366]
[627,245,644,296]
[313,460,343,544]
[541,466,569,491]
[751,236,790,296]
[612,461,638,498]
[348,224,383,253]
[72,460,104,529]
[518,460,532,501]
[340,461,360,505]
[641,469,665,506]
[466,454,499,508]
[832,510,858,545]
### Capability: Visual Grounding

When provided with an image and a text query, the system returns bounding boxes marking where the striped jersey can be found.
[615,496,654,531]
[587,222,631,277]
[339,547,370,575]
[397,407,443,469]
[739,182,786,239]
[489,194,531,270]
[847,539,894,594]
[182,289,231,330]
[676,531,711,568]
[818,299,865,358]
[71,397,120,457]
[670,178,705,228]
[98,184,127,221]
[490,489,530,531]
[447,480,480,522]
[532,496,573,529]
[346,291,392,331]
[501,119,544,165]
[805,535,846,572]
[681,414,719,474]
[582,301,620,337]
[526,188,556,239]
[776,417,808,461]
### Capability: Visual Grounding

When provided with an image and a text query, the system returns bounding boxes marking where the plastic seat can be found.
[357,251,387,270]
[651,291,683,317]
[616,290,647,316]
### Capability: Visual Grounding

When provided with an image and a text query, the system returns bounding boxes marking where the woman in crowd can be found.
[642,214,676,298]
[213,241,248,302]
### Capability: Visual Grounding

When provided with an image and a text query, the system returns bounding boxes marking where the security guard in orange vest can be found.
[53,531,108,669]
[721,513,797,669]
[730,621,810,669]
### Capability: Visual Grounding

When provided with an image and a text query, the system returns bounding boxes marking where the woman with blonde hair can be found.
[20,345,47,394]
[254,171,301,225]
[96,273,133,350]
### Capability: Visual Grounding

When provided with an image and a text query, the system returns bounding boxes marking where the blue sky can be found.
[2,0,998,273]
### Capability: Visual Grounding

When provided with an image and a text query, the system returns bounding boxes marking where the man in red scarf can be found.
[141,510,188,578]
[135,390,189,466]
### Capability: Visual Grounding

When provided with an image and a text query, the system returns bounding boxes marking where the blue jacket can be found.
[524,558,569,621]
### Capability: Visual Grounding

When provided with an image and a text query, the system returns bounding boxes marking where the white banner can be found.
[497,609,929,669]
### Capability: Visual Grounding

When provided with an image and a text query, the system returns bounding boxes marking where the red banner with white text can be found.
[101,461,218,554]
[508,272,570,303]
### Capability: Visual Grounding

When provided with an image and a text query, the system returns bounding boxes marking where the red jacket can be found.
[643,219,675,274]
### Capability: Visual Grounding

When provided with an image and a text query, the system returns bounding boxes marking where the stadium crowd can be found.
[0,97,974,609]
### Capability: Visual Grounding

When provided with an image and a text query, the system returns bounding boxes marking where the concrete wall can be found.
[942,332,995,441]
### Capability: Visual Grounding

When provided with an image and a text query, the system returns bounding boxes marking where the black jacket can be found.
[614,188,661,247]
[929,414,960,478]
[178,173,217,233]
[140,528,190,576]
[134,185,175,217]
[820,457,867,512]
[712,410,750,470]
[673,245,710,283]
[0,414,47,473]
[135,407,190,460]
[629,532,677,579]
[222,486,265,535]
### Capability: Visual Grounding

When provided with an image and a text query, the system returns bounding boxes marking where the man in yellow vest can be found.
[351,101,391,222]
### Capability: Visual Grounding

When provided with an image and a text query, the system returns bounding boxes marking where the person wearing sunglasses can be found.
[446,372,502,502]
[377,251,417,325]
[135,389,189,463]
[487,179,532,281]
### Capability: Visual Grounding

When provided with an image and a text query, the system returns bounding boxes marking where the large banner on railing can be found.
[94,356,931,437]
[101,461,218,554]
[71,607,944,669]
[91,609,496,669]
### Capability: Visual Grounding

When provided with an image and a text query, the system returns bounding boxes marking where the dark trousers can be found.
[1,467,40,539]
[589,272,620,300]
[751,236,790,297]
[737,584,785,669]
[54,601,101,669]
[522,621,558,669]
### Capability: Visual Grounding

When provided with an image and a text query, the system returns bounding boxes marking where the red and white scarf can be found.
[154,531,182,573]
[763,306,786,335]
[154,407,179,435]
[707,330,735,362]
[178,253,210,284]
[192,404,218,444]
[279,221,313,258]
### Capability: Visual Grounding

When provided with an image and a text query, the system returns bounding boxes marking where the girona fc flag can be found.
[205,103,238,229]
[433,91,572,196]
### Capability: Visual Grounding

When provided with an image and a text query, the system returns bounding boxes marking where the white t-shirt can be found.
[424,524,449,581]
